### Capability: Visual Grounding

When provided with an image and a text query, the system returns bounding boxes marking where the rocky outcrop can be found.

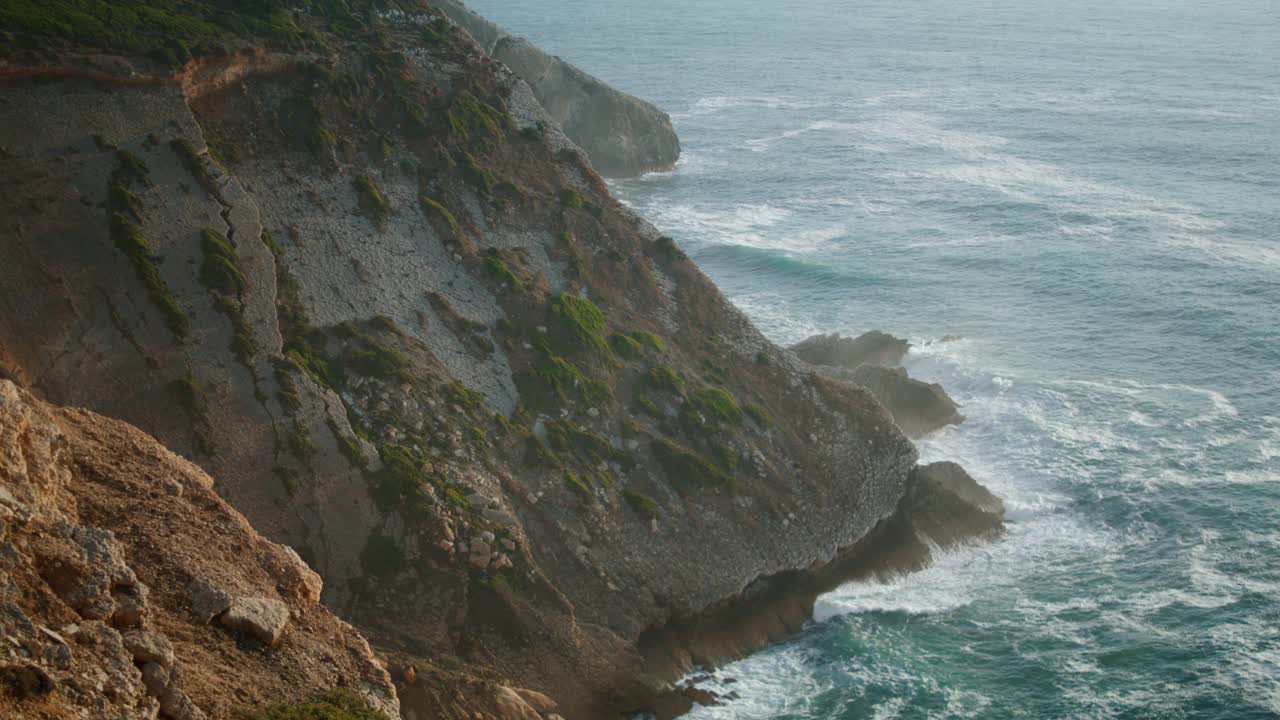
[839,365,964,438]
[794,331,964,438]
[0,380,398,719]
[434,0,681,177]
[791,330,910,369]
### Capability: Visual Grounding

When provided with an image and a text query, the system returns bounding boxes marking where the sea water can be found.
[466,0,1280,716]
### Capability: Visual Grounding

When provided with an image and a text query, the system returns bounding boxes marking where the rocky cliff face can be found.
[432,0,682,178]
[0,2,1000,718]
[0,380,398,719]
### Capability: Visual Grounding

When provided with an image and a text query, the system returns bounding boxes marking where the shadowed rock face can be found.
[434,0,681,177]
[791,331,910,369]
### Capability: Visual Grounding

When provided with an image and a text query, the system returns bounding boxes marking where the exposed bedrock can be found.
[793,331,964,438]
[636,461,1004,719]
[434,0,681,177]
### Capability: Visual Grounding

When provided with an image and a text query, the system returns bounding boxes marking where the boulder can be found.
[219,597,290,646]
[791,331,909,369]
[121,629,175,668]
[493,686,542,720]
[901,462,1005,548]
[186,577,232,624]
[845,365,964,438]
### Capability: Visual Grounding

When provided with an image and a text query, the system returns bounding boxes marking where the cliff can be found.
[432,0,682,177]
[0,379,399,719]
[0,2,1000,718]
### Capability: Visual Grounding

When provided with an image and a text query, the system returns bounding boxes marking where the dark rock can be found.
[1,663,55,698]
[845,365,964,438]
[901,462,1005,547]
[791,331,910,369]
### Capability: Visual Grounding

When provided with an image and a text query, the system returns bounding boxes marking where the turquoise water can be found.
[467,1,1280,716]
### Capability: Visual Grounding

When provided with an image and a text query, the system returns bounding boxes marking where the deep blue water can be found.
[466,1,1280,716]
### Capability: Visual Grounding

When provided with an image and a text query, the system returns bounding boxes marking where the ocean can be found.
[464,0,1280,717]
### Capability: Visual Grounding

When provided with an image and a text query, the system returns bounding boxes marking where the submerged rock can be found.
[791,331,910,369]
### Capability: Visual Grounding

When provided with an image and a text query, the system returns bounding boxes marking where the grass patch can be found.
[609,333,643,360]
[171,374,212,454]
[420,195,460,238]
[646,366,683,395]
[563,470,592,501]
[199,227,244,295]
[745,403,772,429]
[630,331,665,354]
[447,91,508,140]
[170,138,221,200]
[688,387,743,425]
[353,175,390,227]
[559,188,583,209]
[549,293,608,356]
[484,254,522,291]
[516,355,611,406]
[652,438,727,493]
[328,418,367,467]
[110,213,187,338]
[460,152,495,194]
[624,488,660,520]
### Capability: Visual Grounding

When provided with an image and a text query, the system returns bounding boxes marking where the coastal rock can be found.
[791,331,910,368]
[219,597,290,646]
[435,0,681,177]
[844,364,964,438]
[901,462,1005,547]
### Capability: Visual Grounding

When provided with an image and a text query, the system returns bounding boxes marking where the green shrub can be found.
[239,688,390,720]
[609,333,643,360]
[689,387,743,425]
[328,418,367,467]
[652,438,727,492]
[484,255,522,290]
[549,293,608,356]
[213,295,256,362]
[460,153,495,194]
[447,91,508,139]
[360,532,404,577]
[516,355,611,405]
[110,213,187,338]
[635,393,660,418]
[199,228,244,296]
[353,175,390,226]
[745,403,772,429]
[563,471,592,500]
[348,345,410,382]
[646,366,683,394]
[420,196,460,237]
[170,139,221,200]
[624,489,660,520]
[655,235,684,260]
[559,188,583,209]
[446,381,484,409]
[630,331,665,354]
[114,149,149,184]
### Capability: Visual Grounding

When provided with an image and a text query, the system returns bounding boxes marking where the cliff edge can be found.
[433,0,682,177]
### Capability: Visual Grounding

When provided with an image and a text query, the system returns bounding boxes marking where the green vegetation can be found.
[549,293,608,356]
[559,188,583,209]
[108,179,144,222]
[635,393,660,418]
[460,152,495,194]
[524,436,561,468]
[328,418,367,467]
[199,228,244,295]
[348,344,410,382]
[652,438,727,492]
[563,470,592,501]
[646,366,683,394]
[361,531,405,577]
[446,381,484,409]
[688,387,743,425]
[419,196,460,238]
[114,149,149,185]
[745,403,772,429]
[213,295,256,361]
[447,91,508,140]
[171,374,212,454]
[353,175,390,227]
[624,488,660,520]
[278,92,335,155]
[375,444,436,509]
[630,331,666,354]
[609,333,644,360]
[110,213,188,338]
[484,254,522,291]
[170,139,221,200]
[239,688,390,720]
[516,355,611,406]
